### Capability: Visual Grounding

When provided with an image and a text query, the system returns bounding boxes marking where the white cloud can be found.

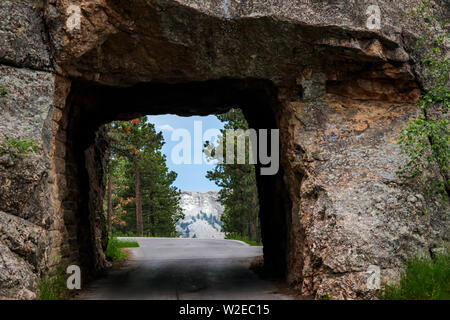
[156,124,175,132]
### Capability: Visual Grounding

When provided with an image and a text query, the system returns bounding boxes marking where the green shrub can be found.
[105,237,127,262]
[116,240,139,248]
[397,1,450,197]
[381,251,450,300]
[37,269,68,300]
[0,137,39,156]
[226,233,262,246]
[105,237,139,261]
[112,230,138,237]
[0,86,7,97]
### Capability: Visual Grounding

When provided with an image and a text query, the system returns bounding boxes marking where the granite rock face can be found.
[0,0,53,71]
[177,191,224,239]
[0,0,449,299]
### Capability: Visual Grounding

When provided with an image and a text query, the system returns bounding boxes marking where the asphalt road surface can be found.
[77,238,293,300]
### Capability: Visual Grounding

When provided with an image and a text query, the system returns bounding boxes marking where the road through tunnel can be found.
[55,78,292,284]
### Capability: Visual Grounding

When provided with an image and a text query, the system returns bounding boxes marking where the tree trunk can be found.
[107,175,112,235]
[151,215,155,237]
[247,209,252,240]
[135,161,143,236]
[250,193,258,241]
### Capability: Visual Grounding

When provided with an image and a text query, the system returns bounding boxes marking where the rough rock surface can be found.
[0,0,53,71]
[0,211,48,300]
[0,0,449,299]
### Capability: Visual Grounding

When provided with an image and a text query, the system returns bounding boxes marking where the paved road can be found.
[77,238,292,300]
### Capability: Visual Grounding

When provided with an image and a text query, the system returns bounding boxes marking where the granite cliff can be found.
[176,191,224,239]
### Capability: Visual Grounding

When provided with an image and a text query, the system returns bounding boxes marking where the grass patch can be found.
[226,233,262,246]
[37,269,67,300]
[112,230,179,238]
[116,240,139,248]
[381,251,450,300]
[0,86,7,97]
[105,237,127,261]
[0,137,39,156]
[105,237,139,262]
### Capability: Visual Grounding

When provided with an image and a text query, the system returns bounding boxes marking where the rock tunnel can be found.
[60,78,292,281]
[0,0,448,300]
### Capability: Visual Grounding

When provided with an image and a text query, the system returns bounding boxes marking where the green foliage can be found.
[398,1,450,198]
[109,117,164,162]
[112,230,139,237]
[205,109,261,242]
[139,150,184,236]
[397,117,449,193]
[0,137,39,156]
[105,237,128,262]
[106,116,183,237]
[0,86,7,97]
[381,251,450,300]
[37,269,67,300]
[226,233,262,246]
[116,240,139,248]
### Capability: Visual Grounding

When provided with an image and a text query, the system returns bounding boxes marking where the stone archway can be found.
[58,78,291,281]
[0,0,448,300]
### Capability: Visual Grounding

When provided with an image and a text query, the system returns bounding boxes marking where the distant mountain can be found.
[176,191,225,239]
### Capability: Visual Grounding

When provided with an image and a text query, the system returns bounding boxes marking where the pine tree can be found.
[106,116,183,237]
[139,149,183,236]
[205,109,261,242]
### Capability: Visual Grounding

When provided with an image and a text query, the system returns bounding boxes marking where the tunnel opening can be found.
[54,78,293,285]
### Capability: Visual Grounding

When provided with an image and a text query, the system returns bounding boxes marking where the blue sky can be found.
[148,114,224,192]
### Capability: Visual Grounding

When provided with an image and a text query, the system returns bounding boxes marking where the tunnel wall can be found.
[59,78,294,281]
